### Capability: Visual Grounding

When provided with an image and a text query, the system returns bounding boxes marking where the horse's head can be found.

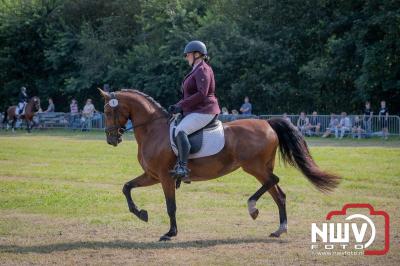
[31,97,41,112]
[99,89,130,146]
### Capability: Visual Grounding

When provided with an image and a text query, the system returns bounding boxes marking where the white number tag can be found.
[109,99,119,107]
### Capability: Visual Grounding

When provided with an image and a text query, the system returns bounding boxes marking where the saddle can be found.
[169,115,225,159]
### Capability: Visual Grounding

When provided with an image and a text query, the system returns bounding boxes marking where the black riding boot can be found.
[172,131,191,183]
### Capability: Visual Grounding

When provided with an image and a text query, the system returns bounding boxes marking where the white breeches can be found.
[175,113,216,137]
[16,102,26,115]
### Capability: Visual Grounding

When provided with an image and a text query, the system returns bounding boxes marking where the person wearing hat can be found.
[168,40,221,182]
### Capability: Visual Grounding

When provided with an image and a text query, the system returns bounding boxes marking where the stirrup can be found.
[170,163,190,183]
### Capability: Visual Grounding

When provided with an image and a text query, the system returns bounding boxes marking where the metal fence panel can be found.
[257,114,400,136]
[3,112,399,136]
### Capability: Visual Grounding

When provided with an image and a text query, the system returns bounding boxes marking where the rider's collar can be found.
[192,60,203,69]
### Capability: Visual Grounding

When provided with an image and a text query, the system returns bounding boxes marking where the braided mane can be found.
[121,89,168,115]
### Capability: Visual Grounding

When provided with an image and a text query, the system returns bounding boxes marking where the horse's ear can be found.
[98,88,109,99]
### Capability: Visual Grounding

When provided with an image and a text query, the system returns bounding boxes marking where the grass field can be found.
[0,130,399,265]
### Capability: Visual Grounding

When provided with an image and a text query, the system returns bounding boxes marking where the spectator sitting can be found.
[240,96,252,115]
[44,98,55,112]
[322,113,339,138]
[296,112,309,135]
[231,109,239,115]
[81,99,96,131]
[352,115,364,139]
[335,112,351,139]
[282,113,292,124]
[221,107,229,115]
[307,111,321,136]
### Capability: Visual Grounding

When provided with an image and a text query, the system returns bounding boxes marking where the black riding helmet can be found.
[184,40,207,66]
[184,40,207,55]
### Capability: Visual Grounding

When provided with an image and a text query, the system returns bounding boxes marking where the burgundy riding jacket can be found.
[176,61,220,115]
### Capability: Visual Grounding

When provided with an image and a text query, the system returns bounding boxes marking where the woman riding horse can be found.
[100,42,340,242]
[3,95,41,132]
[168,40,220,182]
[17,86,29,118]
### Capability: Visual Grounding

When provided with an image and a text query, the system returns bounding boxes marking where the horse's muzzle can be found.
[107,135,122,146]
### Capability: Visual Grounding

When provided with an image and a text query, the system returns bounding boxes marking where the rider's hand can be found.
[168,105,182,115]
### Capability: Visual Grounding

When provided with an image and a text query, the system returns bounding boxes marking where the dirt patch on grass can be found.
[0,212,399,265]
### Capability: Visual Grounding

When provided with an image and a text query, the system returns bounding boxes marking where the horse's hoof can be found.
[250,209,259,220]
[138,210,148,222]
[269,228,287,238]
[269,232,280,238]
[159,235,171,241]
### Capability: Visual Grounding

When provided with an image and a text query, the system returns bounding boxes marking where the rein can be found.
[125,115,168,131]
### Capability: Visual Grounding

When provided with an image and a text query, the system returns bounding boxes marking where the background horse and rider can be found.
[2,96,41,132]
[100,89,341,241]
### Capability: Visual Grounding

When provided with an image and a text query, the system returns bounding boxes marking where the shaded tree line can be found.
[0,0,399,114]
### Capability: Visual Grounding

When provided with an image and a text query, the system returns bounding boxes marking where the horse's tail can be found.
[268,118,340,192]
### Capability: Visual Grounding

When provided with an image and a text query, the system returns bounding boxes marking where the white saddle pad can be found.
[169,118,225,159]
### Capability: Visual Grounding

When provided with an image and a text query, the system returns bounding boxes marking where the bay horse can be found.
[3,97,41,132]
[100,89,340,241]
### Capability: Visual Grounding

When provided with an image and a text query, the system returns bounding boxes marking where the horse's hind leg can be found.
[122,173,159,222]
[243,159,287,237]
[268,182,287,237]
[247,174,279,220]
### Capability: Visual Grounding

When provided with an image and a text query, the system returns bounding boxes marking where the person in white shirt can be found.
[296,112,309,136]
[335,112,351,139]
[81,99,96,131]
[322,113,339,138]
[221,107,229,115]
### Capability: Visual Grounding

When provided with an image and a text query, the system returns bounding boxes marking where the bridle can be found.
[33,98,41,112]
[104,92,169,138]
[104,93,124,138]
[24,97,40,115]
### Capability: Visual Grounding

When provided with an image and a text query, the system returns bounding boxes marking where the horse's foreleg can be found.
[26,120,31,133]
[11,119,16,132]
[159,178,177,241]
[268,182,287,237]
[122,173,158,222]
